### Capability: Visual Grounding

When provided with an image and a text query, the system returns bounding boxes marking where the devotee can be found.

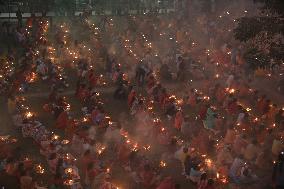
[0,2,283,188]
[20,170,33,189]
[272,152,284,189]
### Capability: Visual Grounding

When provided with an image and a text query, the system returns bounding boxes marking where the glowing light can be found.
[25,112,33,118]
[160,161,167,167]
[35,164,45,174]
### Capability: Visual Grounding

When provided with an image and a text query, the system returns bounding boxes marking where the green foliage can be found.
[243,47,270,69]
[234,17,262,42]
[254,0,284,16]
[234,17,283,42]
[234,0,284,70]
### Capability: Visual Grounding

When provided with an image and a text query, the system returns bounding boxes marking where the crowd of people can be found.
[0,1,283,189]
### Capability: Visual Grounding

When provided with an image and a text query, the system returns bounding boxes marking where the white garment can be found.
[236,113,245,124]
[226,75,234,88]
[88,126,96,140]
[36,62,47,75]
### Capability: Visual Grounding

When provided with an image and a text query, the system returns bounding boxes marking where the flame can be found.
[65,168,73,174]
[35,164,45,174]
[25,112,33,118]
[160,161,167,167]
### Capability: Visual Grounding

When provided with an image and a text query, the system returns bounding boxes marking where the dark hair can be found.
[87,162,94,170]
[208,178,214,185]
[49,153,57,160]
[174,183,181,189]
[84,149,91,156]
[144,164,151,171]
[278,152,284,173]
[200,173,207,180]
[183,147,188,153]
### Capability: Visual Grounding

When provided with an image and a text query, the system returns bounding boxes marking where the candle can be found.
[25,112,33,118]
[160,161,167,168]
[64,179,74,186]
[35,164,45,174]
[65,168,73,174]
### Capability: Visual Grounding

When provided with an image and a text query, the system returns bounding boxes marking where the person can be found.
[80,150,96,180]
[55,111,69,129]
[177,56,186,81]
[206,179,216,189]
[275,109,284,126]
[233,134,248,155]
[273,152,284,189]
[184,155,194,177]
[20,170,33,189]
[139,164,156,188]
[174,110,183,131]
[7,96,16,114]
[156,177,175,189]
[160,63,171,81]
[189,164,203,183]
[197,173,208,189]
[135,61,147,86]
[175,147,190,174]
[229,155,255,184]
[217,146,233,166]
[272,138,284,156]
[16,8,23,27]
[224,125,236,144]
[181,116,190,135]
[243,139,260,161]
[84,162,98,188]
[203,107,217,132]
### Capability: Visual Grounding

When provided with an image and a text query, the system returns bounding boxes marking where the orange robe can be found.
[174,111,183,130]
[128,91,136,107]
[56,111,69,129]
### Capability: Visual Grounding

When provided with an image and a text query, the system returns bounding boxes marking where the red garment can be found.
[228,102,238,114]
[174,111,183,130]
[128,91,136,107]
[89,74,97,87]
[118,144,130,163]
[140,170,154,187]
[147,77,155,90]
[65,119,76,139]
[156,177,175,189]
[55,111,69,129]
[199,106,208,120]
[86,169,98,183]
[78,88,89,101]
[80,155,95,176]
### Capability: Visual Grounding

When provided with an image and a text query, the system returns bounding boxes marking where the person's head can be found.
[278,152,284,162]
[200,173,207,180]
[56,158,63,167]
[207,178,214,186]
[87,162,94,171]
[84,149,91,156]
[184,116,190,122]
[49,153,57,160]
[144,164,151,172]
[174,183,181,189]
[6,157,15,164]
[192,164,199,170]
[252,139,257,145]
[242,167,249,177]
[183,147,188,154]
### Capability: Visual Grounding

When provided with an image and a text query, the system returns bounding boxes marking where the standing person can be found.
[16,8,23,28]
[273,152,284,189]
[176,56,186,81]
[135,61,146,87]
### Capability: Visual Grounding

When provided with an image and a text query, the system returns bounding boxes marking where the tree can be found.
[234,0,284,70]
